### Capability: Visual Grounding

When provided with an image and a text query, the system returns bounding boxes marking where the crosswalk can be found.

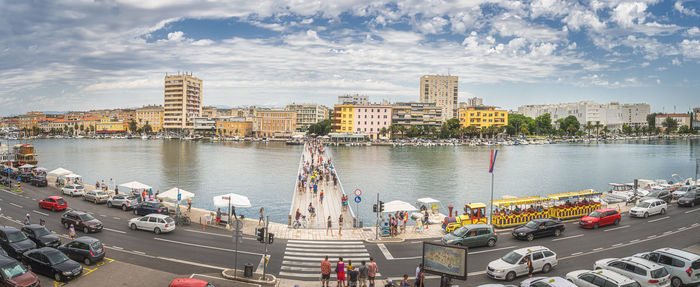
[279,240,381,280]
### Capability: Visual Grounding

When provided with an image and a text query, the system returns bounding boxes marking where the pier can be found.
[289,141,355,229]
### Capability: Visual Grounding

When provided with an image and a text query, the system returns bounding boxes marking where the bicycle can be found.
[175,210,191,226]
[293,215,307,229]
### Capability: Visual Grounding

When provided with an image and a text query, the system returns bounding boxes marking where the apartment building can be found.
[465,97,484,107]
[391,102,443,130]
[252,109,297,138]
[655,114,691,131]
[285,104,330,131]
[18,112,44,131]
[216,117,253,137]
[332,104,392,139]
[96,117,127,133]
[337,94,369,105]
[201,106,218,118]
[517,101,650,130]
[135,105,164,132]
[163,73,203,131]
[458,106,508,128]
[692,108,700,130]
[420,75,458,121]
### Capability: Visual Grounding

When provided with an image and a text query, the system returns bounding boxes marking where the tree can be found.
[389,124,401,139]
[31,126,41,135]
[379,127,388,139]
[307,119,332,136]
[534,113,553,135]
[128,119,138,134]
[646,113,660,130]
[662,117,678,134]
[621,124,632,135]
[505,114,534,136]
[601,126,610,137]
[677,125,692,134]
[584,121,593,137]
[593,121,603,138]
[142,124,153,134]
[557,115,580,136]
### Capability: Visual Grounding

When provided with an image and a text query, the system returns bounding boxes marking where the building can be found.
[332,104,392,139]
[655,114,691,131]
[391,102,443,130]
[18,112,44,132]
[517,101,650,130]
[135,105,164,133]
[338,94,369,105]
[193,117,217,134]
[95,117,127,133]
[252,109,297,138]
[285,104,330,131]
[80,117,101,132]
[37,118,55,132]
[216,117,253,137]
[332,104,355,133]
[458,106,508,128]
[163,73,203,131]
[465,97,484,107]
[693,108,700,130]
[201,106,218,118]
[420,75,458,121]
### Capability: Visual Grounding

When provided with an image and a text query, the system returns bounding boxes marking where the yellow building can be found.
[135,105,164,132]
[216,117,253,137]
[252,109,297,138]
[18,112,44,132]
[458,106,508,128]
[331,104,355,133]
[95,117,126,133]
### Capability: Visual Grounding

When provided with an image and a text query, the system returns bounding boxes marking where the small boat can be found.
[410,197,446,225]
[141,135,148,140]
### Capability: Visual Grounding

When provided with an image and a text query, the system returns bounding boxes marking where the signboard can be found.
[177,193,181,201]
[354,196,361,203]
[354,189,362,196]
[422,242,468,281]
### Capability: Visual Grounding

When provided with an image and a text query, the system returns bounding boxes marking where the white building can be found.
[338,94,369,105]
[193,117,216,132]
[285,104,330,131]
[420,75,458,121]
[465,97,484,107]
[517,101,650,131]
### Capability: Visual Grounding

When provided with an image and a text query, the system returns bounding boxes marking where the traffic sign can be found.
[354,189,362,196]
[354,196,361,203]
[177,193,181,201]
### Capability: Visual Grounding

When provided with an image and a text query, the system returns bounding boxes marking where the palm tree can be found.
[389,124,400,139]
[601,125,610,137]
[379,127,388,139]
[593,121,602,139]
[584,121,593,137]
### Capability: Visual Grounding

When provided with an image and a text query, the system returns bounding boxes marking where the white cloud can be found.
[674,1,698,16]
[166,31,185,41]
[417,16,448,34]
[611,2,648,28]
[686,27,700,36]
[679,39,700,59]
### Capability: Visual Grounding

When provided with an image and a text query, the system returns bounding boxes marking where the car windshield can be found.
[34,227,51,237]
[156,203,166,208]
[524,221,539,228]
[95,191,106,196]
[90,241,103,252]
[682,191,696,198]
[636,202,651,208]
[0,262,27,279]
[647,191,660,197]
[75,185,84,189]
[501,251,523,264]
[453,227,469,237]
[7,231,28,243]
[79,214,95,221]
[164,217,174,224]
[588,211,602,217]
[56,199,66,205]
[651,267,668,278]
[46,250,69,265]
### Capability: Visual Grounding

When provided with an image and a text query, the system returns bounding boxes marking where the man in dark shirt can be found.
[347,265,359,287]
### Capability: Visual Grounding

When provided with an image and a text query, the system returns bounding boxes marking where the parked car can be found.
[169,278,216,287]
[519,276,576,287]
[29,175,47,187]
[38,196,68,212]
[566,269,640,287]
[630,199,667,218]
[133,201,168,216]
[579,208,621,229]
[61,184,85,197]
[107,194,138,211]
[58,236,105,265]
[0,254,40,287]
[594,257,670,287]
[60,210,103,233]
[18,173,32,183]
[0,227,36,259]
[83,190,109,204]
[486,246,558,281]
[671,186,696,199]
[21,224,61,248]
[635,248,700,287]
[21,247,82,282]
[677,190,700,207]
[643,190,672,203]
[441,224,497,247]
[128,214,175,234]
[512,219,565,241]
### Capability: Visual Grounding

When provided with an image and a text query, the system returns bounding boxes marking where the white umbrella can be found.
[34,167,47,172]
[157,188,195,201]
[213,193,251,208]
[382,200,418,213]
[19,164,34,169]
[118,181,152,190]
[48,168,72,176]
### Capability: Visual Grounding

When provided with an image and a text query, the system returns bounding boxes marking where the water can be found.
[11,138,700,224]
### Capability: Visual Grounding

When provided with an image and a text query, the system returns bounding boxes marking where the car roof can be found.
[654,248,700,261]
[73,236,99,244]
[595,208,617,212]
[530,277,571,287]
[0,254,18,265]
[23,224,46,230]
[0,226,21,233]
[66,210,87,215]
[588,269,637,284]
[48,196,63,199]
[615,257,663,270]
[169,278,210,287]
[640,199,664,203]
[145,214,169,218]
[458,224,491,229]
[513,246,550,254]
[27,247,59,254]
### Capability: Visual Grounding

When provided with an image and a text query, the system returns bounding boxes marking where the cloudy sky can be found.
[1,0,699,116]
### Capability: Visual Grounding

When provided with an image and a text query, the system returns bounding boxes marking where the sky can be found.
[1,0,699,116]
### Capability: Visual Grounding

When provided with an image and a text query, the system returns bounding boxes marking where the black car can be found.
[61,210,103,233]
[19,173,32,183]
[133,201,169,216]
[58,236,105,265]
[21,247,82,282]
[512,218,565,241]
[0,227,36,259]
[29,175,47,187]
[678,190,700,207]
[21,224,61,248]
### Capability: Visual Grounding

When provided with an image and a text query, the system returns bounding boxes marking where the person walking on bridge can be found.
[338,214,344,236]
[326,216,332,235]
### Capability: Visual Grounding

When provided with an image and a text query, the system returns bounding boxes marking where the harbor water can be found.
[13,138,700,224]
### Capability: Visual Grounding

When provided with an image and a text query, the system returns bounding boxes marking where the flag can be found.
[489,149,498,173]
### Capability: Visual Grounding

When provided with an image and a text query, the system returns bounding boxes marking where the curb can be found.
[221,269,277,286]
[364,237,405,243]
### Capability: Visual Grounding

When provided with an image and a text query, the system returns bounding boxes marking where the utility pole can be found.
[263,215,270,277]
[375,192,379,240]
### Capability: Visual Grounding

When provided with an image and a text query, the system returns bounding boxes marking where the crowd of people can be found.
[318,257,430,287]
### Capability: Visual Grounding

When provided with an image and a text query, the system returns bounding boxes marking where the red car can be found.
[38,196,68,211]
[579,208,621,228]
[169,278,214,287]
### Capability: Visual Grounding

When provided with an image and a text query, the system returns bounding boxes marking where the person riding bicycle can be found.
[308,203,316,217]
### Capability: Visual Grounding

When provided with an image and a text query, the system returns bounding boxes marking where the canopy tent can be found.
[547,189,602,201]
[157,188,195,202]
[34,167,47,172]
[213,193,251,208]
[292,134,304,139]
[63,173,82,179]
[118,181,152,190]
[19,164,34,169]
[491,196,549,207]
[382,200,418,213]
[48,168,72,176]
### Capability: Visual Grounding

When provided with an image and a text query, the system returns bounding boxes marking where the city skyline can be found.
[1,0,700,116]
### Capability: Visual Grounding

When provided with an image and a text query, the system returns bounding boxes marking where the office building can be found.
[692,108,700,130]
[285,104,330,131]
[338,94,369,105]
[252,109,297,138]
[163,73,203,131]
[420,75,458,121]
[458,106,508,128]
[465,97,484,107]
[216,117,253,137]
[193,117,217,134]
[391,102,443,129]
[135,105,164,132]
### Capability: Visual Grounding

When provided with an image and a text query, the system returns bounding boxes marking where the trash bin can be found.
[244,263,254,278]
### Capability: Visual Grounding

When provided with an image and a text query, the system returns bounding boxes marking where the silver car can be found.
[635,248,700,287]
[107,194,138,211]
[83,190,109,204]
[487,246,558,281]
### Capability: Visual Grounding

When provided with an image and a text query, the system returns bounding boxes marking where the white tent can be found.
[118,181,152,190]
[157,188,195,202]
[34,167,47,172]
[213,193,251,208]
[417,197,440,204]
[48,168,72,176]
[382,200,418,213]
[19,164,34,169]
[63,173,82,179]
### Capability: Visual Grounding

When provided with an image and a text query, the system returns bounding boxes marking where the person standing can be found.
[347,265,359,287]
[525,256,533,278]
[326,216,332,235]
[216,208,222,225]
[336,257,346,287]
[414,264,423,287]
[400,274,411,287]
[114,186,119,195]
[68,224,76,240]
[338,214,343,236]
[258,207,264,225]
[23,214,30,225]
[187,197,192,212]
[367,257,378,287]
[358,261,368,287]
[320,256,331,287]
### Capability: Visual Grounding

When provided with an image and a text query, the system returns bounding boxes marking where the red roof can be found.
[54,119,69,123]
[81,117,101,121]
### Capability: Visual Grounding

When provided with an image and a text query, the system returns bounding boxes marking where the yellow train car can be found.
[547,190,602,219]
[442,203,488,233]
[491,197,550,228]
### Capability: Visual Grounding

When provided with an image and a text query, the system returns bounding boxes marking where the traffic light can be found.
[379,201,384,212]
[373,204,377,213]
[267,233,274,244]
[256,227,265,243]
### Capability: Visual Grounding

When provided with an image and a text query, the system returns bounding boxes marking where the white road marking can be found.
[287,240,365,244]
[156,256,226,271]
[648,216,669,223]
[630,239,640,243]
[685,208,700,214]
[377,243,393,260]
[647,235,657,239]
[99,214,106,217]
[571,252,583,256]
[103,228,126,234]
[9,203,22,208]
[552,234,583,241]
[613,243,623,247]
[132,251,146,255]
[604,225,630,232]
[153,237,264,256]
[110,246,124,250]
[593,248,604,251]
[112,217,120,220]
[471,246,517,255]
[32,210,49,216]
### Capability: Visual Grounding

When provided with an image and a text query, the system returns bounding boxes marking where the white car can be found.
[629,199,667,218]
[594,257,671,287]
[61,184,85,197]
[486,246,558,281]
[635,248,700,287]
[671,186,696,199]
[567,269,641,287]
[128,214,175,234]
[520,276,576,287]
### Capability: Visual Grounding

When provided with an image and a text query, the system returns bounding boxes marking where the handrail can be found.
[288,142,305,226]
[335,167,357,226]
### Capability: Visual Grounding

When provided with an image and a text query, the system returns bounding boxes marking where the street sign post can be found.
[354,195,361,228]
[232,219,242,278]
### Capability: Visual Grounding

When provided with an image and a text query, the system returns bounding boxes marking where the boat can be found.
[141,135,148,140]
[605,183,649,202]
[13,144,38,166]
[410,198,446,225]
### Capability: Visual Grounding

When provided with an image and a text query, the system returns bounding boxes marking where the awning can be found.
[48,168,72,176]
[382,200,418,213]
[157,188,195,202]
[118,181,152,190]
[213,193,251,208]
[19,164,34,169]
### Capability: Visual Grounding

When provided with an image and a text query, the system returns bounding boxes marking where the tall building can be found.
[18,112,44,132]
[420,75,458,121]
[338,94,369,105]
[252,109,297,138]
[135,105,164,132]
[465,97,484,107]
[201,106,218,118]
[285,104,330,131]
[693,108,700,130]
[163,73,203,131]
[517,101,650,131]
[458,106,508,128]
[391,102,443,130]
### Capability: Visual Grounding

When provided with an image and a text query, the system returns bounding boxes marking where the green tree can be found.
[621,124,632,135]
[379,127,388,139]
[584,121,593,137]
[128,119,138,134]
[142,124,153,134]
[557,115,580,136]
[646,113,660,130]
[389,124,401,138]
[662,117,678,134]
[307,119,332,136]
[677,125,692,134]
[593,121,603,138]
[505,114,534,136]
[31,126,40,135]
[534,113,553,135]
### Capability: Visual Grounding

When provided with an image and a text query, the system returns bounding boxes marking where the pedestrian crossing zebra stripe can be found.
[279,240,372,280]
[286,243,365,248]
[278,272,383,278]
[287,240,363,244]
[285,251,370,257]
[286,247,367,252]
[284,256,370,262]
